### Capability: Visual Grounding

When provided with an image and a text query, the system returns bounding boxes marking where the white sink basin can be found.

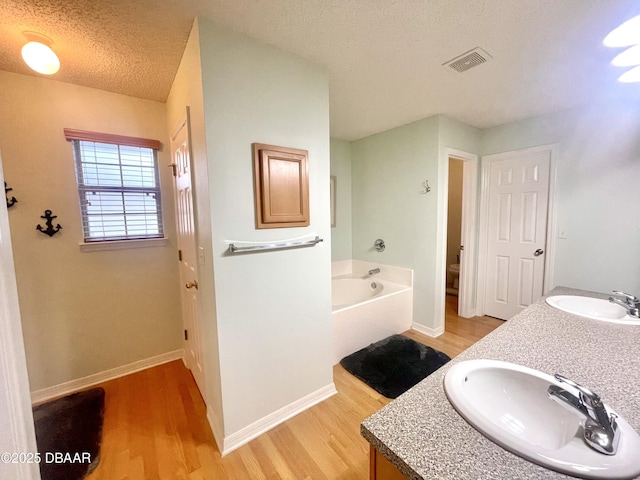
[444,360,640,479]
[546,295,640,325]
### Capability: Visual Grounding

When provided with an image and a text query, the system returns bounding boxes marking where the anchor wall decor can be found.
[5,182,17,208]
[36,210,62,237]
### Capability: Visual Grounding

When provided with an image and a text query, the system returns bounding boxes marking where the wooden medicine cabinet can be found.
[253,143,310,229]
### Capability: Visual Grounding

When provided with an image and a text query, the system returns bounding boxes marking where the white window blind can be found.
[68,134,164,243]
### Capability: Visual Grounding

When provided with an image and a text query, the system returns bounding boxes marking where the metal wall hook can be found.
[5,182,17,208]
[421,180,431,194]
[36,210,62,237]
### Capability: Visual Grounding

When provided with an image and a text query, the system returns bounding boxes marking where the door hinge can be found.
[178,249,182,261]
[169,163,177,177]
[184,329,189,341]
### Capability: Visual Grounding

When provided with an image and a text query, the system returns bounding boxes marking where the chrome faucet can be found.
[609,290,640,318]
[367,268,380,276]
[548,374,619,455]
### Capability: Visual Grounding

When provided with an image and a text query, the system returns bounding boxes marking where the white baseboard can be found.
[412,322,444,338]
[207,403,225,453]
[31,349,184,404]
[219,383,337,456]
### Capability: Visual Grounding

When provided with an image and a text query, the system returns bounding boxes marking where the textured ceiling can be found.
[1,0,639,140]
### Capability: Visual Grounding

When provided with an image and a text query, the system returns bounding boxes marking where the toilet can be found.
[447,263,460,295]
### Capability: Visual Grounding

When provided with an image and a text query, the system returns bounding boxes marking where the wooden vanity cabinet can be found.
[370,446,407,479]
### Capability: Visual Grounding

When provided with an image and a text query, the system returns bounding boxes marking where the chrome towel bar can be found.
[228,236,323,254]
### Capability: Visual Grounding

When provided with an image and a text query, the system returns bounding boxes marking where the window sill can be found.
[79,238,168,252]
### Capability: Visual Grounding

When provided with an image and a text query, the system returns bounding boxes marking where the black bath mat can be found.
[33,387,105,480]
[341,334,451,398]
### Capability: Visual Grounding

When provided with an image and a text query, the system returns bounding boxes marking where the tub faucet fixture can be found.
[608,290,640,318]
[367,268,380,276]
[548,374,619,455]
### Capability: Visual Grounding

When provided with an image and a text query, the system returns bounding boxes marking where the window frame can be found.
[64,129,166,247]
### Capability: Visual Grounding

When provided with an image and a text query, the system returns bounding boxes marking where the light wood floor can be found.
[86,297,503,480]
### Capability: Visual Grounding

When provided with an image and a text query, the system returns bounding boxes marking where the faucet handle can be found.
[611,291,639,304]
[554,374,601,406]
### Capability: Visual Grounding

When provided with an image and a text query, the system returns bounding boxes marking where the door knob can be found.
[534,249,544,256]
[185,280,199,289]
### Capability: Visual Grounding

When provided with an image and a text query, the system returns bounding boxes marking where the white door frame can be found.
[476,144,558,317]
[0,151,41,480]
[435,148,478,332]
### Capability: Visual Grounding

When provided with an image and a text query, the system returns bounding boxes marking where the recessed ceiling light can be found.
[603,14,640,48]
[21,32,60,75]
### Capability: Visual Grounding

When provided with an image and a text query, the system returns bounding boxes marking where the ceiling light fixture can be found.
[603,14,640,47]
[611,44,640,67]
[603,14,640,83]
[618,65,640,83]
[21,32,60,75]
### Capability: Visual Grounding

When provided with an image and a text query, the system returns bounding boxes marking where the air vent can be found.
[443,47,492,73]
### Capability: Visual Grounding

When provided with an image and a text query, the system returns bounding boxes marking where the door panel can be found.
[495,256,509,303]
[483,151,551,320]
[497,194,512,241]
[518,258,535,306]
[171,116,205,397]
[521,192,538,242]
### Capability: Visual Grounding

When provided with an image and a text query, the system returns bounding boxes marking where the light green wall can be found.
[197,18,333,437]
[0,71,182,391]
[349,101,640,326]
[481,99,640,294]
[330,138,352,261]
[438,115,482,154]
[351,115,481,330]
[352,117,440,328]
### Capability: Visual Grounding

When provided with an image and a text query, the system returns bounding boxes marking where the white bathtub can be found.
[332,276,405,311]
[331,261,413,364]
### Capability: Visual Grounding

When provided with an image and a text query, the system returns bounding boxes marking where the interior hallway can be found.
[85,304,502,480]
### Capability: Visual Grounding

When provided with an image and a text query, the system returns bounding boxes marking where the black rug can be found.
[33,387,105,480]
[340,334,451,398]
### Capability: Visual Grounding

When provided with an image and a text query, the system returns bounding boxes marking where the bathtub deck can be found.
[85,296,502,480]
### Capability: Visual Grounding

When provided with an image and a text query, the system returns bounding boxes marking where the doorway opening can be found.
[440,148,478,324]
[446,158,463,305]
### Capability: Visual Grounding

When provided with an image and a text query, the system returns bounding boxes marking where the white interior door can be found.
[170,113,205,397]
[457,153,478,318]
[482,149,551,320]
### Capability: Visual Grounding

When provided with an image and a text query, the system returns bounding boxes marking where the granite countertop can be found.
[361,287,640,479]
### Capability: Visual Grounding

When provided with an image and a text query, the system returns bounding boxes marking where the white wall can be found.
[481,99,640,295]
[330,138,352,261]
[197,19,334,441]
[0,71,182,391]
[165,19,225,442]
[0,155,40,480]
